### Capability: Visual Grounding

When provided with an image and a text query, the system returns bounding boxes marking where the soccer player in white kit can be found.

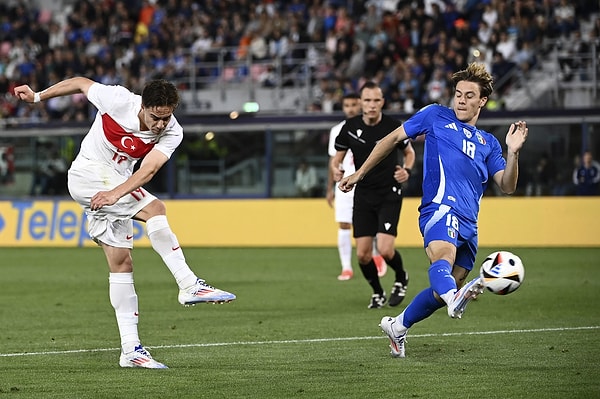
[14,77,236,369]
[326,93,387,281]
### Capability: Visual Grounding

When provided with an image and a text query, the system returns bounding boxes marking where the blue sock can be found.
[428,259,457,296]
[402,287,444,328]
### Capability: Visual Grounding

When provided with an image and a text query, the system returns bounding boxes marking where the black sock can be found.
[386,250,408,284]
[359,260,384,295]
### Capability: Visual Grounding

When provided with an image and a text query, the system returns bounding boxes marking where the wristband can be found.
[404,167,412,176]
[33,92,41,103]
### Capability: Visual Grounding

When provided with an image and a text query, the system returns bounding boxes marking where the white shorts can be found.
[68,158,157,248]
[334,182,354,224]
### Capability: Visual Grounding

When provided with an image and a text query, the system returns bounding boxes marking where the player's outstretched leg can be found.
[146,215,236,305]
[446,277,484,319]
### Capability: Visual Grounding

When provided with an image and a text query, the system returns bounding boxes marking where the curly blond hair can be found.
[451,63,494,98]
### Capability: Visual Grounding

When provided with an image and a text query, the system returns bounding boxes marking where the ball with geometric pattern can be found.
[479,251,525,295]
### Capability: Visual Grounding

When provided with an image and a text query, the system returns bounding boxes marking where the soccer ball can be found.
[479,251,525,295]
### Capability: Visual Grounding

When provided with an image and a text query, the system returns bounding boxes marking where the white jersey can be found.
[328,120,354,224]
[67,82,183,248]
[73,82,183,177]
[328,120,355,177]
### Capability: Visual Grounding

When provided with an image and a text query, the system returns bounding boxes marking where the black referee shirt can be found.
[334,114,409,189]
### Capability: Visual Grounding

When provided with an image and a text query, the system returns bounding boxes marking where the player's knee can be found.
[137,199,166,221]
[377,247,395,260]
[106,250,133,273]
[356,251,372,264]
[147,199,166,215]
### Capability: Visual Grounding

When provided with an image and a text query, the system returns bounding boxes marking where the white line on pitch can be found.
[1,325,598,358]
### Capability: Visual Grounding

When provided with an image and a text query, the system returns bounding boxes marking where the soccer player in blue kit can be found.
[339,63,528,358]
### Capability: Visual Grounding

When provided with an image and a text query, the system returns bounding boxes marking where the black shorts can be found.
[352,184,403,238]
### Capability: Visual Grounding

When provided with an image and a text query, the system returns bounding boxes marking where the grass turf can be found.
[0,247,599,398]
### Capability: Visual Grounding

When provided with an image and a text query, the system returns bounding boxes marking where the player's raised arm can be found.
[339,125,409,192]
[14,77,95,103]
[493,120,528,194]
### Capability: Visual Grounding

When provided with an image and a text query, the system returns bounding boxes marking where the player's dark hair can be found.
[141,80,180,109]
[451,63,494,98]
[343,92,360,100]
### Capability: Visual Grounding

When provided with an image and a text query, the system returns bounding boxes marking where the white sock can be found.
[338,228,352,271]
[146,215,198,289]
[395,313,408,333]
[372,236,380,256]
[440,289,457,305]
[109,272,140,353]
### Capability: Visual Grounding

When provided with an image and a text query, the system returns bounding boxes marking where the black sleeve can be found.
[395,138,409,150]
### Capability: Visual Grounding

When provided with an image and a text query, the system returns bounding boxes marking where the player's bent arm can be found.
[355,125,409,180]
[111,149,169,200]
[14,77,95,103]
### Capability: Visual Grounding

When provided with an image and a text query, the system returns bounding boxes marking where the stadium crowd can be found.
[0,0,599,123]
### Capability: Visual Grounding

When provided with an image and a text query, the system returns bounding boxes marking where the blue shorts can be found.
[418,204,478,271]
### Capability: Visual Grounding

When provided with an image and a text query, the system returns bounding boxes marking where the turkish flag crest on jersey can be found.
[102,114,155,158]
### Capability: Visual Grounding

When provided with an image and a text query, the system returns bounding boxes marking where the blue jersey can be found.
[403,104,506,222]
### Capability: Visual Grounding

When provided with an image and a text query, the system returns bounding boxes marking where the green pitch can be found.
[1,247,599,398]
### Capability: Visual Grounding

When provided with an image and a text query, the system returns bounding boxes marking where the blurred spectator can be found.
[526,153,555,196]
[477,20,493,45]
[553,0,577,37]
[424,68,446,104]
[191,28,214,62]
[0,150,7,183]
[513,40,536,75]
[495,30,517,62]
[268,28,289,59]
[258,64,279,87]
[0,145,15,185]
[30,141,67,196]
[481,2,498,29]
[573,151,600,196]
[249,29,268,61]
[491,51,516,94]
[557,29,591,82]
[295,158,319,197]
